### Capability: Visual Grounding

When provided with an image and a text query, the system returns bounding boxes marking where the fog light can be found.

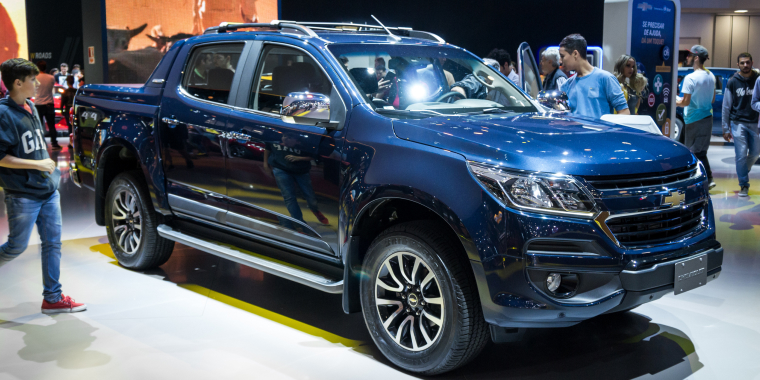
[547,273,561,292]
[545,273,579,298]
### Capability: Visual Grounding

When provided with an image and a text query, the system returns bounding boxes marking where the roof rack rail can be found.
[203,20,445,43]
[204,20,318,37]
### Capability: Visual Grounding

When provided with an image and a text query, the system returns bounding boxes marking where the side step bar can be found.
[157,225,343,294]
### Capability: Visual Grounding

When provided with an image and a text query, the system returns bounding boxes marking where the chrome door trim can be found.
[157,225,343,293]
[168,183,330,253]
[225,211,334,255]
[170,212,342,266]
[168,194,227,223]
[170,180,323,238]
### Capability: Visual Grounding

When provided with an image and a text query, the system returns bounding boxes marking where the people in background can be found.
[0,58,87,314]
[486,49,519,85]
[613,54,647,115]
[677,45,716,189]
[61,75,77,138]
[540,48,567,92]
[373,64,397,101]
[54,63,68,88]
[722,52,759,197]
[71,64,83,88]
[33,61,61,150]
[188,53,213,85]
[558,34,629,118]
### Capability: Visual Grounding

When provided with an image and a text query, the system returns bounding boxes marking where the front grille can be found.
[583,164,698,191]
[606,201,706,246]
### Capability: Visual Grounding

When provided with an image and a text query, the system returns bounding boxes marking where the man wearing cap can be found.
[677,45,716,189]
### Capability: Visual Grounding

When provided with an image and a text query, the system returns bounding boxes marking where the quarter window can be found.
[181,44,244,104]
[250,45,332,113]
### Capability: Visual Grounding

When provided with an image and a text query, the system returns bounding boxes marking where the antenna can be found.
[371,15,402,42]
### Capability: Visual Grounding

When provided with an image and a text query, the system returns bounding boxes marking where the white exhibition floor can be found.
[0,144,759,380]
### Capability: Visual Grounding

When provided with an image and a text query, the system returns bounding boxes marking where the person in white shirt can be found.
[486,48,520,86]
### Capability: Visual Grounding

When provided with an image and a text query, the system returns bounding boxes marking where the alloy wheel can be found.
[111,189,142,255]
[375,252,444,351]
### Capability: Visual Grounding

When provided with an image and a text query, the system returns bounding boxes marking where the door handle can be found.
[162,117,180,125]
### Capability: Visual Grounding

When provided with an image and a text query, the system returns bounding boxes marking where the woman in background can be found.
[614,55,648,115]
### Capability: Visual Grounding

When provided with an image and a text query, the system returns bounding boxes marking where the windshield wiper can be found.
[477,108,510,114]
[375,108,459,117]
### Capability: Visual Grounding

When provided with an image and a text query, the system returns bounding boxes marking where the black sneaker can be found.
[739,186,749,197]
[51,145,62,151]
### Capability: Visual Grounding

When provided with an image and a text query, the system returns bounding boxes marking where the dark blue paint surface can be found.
[73,29,721,328]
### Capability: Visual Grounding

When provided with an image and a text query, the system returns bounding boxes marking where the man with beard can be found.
[722,53,759,197]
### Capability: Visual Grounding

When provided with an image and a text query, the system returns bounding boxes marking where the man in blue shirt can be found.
[677,45,716,189]
[558,34,629,119]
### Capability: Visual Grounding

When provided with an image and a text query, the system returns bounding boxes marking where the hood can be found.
[392,112,696,176]
[731,70,759,84]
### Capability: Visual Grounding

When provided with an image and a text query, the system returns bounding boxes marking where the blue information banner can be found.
[630,0,676,135]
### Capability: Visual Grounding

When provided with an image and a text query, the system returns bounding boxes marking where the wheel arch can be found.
[94,139,160,226]
[342,193,478,314]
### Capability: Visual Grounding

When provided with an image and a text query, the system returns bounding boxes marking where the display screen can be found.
[630,0,677,135]
[105,0,278,84]
[0,0,28,62]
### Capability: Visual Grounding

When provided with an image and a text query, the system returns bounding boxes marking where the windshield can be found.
[328,44,537,116]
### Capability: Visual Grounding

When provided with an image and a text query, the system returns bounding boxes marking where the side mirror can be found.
[537,90,569,111]
[280,92,331,126]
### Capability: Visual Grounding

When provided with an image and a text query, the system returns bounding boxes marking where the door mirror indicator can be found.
[280,92,331,126]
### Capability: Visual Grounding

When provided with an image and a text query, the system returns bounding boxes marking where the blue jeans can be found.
[731,122,760,188]
[0,191,63,303]
[272,168,319,230]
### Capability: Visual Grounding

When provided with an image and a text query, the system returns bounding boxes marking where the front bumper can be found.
[603,246,722,313]
[476,243,723,328]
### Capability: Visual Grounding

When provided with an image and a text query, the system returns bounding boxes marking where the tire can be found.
[105,171,174,270]
[360,221,489,375]
[674,118,685,144]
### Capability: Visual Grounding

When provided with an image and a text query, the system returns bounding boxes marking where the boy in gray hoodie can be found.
[0,58,86,314]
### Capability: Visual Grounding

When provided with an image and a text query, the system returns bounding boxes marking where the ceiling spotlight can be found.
[735,10,748,13]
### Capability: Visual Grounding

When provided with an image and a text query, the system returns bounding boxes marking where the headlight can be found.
[469,161,598,218]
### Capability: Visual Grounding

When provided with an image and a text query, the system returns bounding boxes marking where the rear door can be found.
[158,42,249,223]
[517,42,542,99]
[223,39,348,256]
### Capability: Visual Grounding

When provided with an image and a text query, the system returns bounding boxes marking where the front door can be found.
[224,42,345,255]
[159,42,246,222]
[517,42,542,99]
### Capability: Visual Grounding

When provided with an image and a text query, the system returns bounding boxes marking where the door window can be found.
[250,45,332,113]
[518,43,542,99]
[181,44,244,104]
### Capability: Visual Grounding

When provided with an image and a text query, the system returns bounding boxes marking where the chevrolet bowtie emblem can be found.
[663,189,686,207]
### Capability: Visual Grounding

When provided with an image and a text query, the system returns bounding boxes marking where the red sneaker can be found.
[313,210,329,225]
[41,294,87,314]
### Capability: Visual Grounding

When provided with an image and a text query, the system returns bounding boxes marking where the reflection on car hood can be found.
[392,112,696,176]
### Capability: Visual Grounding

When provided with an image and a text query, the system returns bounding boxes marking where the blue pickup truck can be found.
[70,21,722,375]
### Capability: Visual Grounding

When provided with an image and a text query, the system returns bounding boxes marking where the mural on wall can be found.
[106,0,278,83]
[0,0,28,62]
